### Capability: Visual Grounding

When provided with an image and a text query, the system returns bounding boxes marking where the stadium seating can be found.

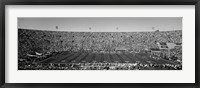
[18,28,182,70]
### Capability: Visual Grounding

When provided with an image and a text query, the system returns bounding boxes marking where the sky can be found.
[18,17,182,32]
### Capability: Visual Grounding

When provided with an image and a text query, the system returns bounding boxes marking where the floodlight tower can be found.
[152,26,155,30]
[56,26,58,30]
[116,27,119,30]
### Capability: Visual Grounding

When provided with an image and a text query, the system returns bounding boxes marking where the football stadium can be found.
[18,28,182,70]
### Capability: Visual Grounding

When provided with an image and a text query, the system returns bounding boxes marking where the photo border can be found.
[0,0,200,88]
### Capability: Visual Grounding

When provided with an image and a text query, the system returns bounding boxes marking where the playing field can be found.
[38,52,178,65]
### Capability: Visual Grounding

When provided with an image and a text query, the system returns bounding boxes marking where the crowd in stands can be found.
[18,62,182,70]
[18,29,182,55]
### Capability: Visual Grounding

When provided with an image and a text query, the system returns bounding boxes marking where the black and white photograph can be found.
[18,17,182,70]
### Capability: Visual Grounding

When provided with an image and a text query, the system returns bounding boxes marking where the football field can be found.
[38,52,178,65]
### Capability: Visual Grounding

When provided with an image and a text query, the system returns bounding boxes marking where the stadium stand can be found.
[18,28,182,70]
